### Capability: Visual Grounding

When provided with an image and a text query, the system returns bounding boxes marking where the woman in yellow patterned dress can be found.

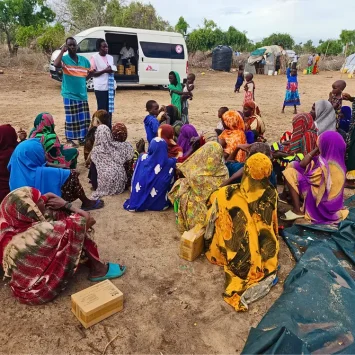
[205,153,279,311]
[168,142,229,232]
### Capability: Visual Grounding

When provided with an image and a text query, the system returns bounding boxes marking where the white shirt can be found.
[120,47,135,59]
[90,53,114,91]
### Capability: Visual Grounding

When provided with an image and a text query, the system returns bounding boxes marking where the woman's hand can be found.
[17,128,27,142]
[136,138,145,154]
[343,93,354,102]
[46,196,67,210]
[86,215,96,229]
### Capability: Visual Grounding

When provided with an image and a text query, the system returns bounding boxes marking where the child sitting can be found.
[144,100,160,143]
[216,106,229,134]
[282,66,300,114]
[243,73,255,105]
[234,65,244,93]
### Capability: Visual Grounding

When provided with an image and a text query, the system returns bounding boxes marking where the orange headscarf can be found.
[219,110,247,162]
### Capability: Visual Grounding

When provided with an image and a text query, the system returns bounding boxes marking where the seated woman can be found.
[339,105,352,133]
[313,100,336,134]
[222,142,277,187]
[8,139,103,211]
[158,124,183,158]
[219,110,247,162]
[177,124,199,156]
[343,94,355,187]
[0,125,19,202]
[158,105,183,137]
[123,137,176,212]
[205,153,279,312]
[0,187,125,305]
[84,110,111,164]
[91,125,134,199]
[243,101,265,142]
[29,113,78,169]
[282,131,348,223]
[169,142,229,232]
[112,123,135,190]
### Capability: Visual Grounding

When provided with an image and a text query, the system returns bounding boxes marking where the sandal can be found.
[66,140,79,148]
[81,199,104,211]
[89,262,126,282]
[280,210,304,221]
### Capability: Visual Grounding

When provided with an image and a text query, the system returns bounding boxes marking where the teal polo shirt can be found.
[61,54,90,101]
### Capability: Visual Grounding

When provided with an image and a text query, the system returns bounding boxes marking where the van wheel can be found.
[159,85,169,91]
[86,77,94,92]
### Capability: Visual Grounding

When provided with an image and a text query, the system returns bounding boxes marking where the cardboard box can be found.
[71,280,123,328]
[179,224,205,262]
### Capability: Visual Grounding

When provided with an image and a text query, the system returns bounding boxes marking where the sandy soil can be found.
[0,68,354,354]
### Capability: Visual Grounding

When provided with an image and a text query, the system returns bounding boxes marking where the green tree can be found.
[317,39,343,56]
[112,2,171,31]
[225,26,248,51]
[37,23,65,54]
[261,33,295,49]
[0,0,55,55]
[175,16,189,36]
[302,40,316,54]
[293,42,303,54]
[340,29,355,45]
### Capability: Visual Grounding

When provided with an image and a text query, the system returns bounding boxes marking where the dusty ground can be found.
[0,68,354,354]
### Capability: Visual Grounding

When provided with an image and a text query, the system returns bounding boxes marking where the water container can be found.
[268,70,273,76]
[212,46,233,72]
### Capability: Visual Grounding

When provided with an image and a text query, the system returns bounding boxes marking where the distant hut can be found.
[245,45,289,75]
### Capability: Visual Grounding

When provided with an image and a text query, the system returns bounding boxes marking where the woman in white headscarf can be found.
[313,100,336,134]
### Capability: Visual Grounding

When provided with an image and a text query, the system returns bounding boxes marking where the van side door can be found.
[137,33,172,85]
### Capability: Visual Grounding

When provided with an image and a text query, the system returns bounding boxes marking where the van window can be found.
[140,42,185,59]
[77,38,98,53]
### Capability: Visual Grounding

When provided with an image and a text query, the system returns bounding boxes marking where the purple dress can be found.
[283,131,348,224]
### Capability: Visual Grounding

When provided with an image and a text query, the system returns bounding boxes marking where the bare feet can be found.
[293,109,298,114]
[281,109,285,114]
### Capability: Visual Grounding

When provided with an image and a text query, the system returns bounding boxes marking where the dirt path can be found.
[0,68,354,354]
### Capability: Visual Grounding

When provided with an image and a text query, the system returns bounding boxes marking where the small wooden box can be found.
[179,224,205,262]
[71,280,123,328]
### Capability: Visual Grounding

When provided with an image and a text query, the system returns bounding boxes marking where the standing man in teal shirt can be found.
[53,37,92,146]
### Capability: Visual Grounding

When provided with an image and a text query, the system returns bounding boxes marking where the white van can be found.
[50,26,188,90]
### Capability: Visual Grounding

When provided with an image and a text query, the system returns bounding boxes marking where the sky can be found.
[140,0,352,45]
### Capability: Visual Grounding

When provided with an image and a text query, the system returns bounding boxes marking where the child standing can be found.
[181,73,196,124]
[329,80,347,119]
[144,100,160,143]
[282,66,300,114]
[243,73,255,105]
[234,65,244,93]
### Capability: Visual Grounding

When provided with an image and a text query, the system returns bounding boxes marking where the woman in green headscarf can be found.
[168,71,184,115]
[29,112,78,169]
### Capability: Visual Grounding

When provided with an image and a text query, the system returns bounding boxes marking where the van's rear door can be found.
[137,33,171,85]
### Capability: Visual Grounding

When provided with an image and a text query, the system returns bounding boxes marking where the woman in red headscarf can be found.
[158,124,183,158]
[0,125,20,202]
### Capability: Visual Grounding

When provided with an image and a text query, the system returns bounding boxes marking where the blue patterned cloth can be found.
[63,97,91,140]
[123,138,176,211]
[108,73,115,113]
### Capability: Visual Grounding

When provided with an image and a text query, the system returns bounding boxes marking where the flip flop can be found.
[280,210,304,221]
[81,199,104,211]
[89,263,126,282]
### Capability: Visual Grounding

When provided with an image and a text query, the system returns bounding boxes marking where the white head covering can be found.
[314,100,336,134]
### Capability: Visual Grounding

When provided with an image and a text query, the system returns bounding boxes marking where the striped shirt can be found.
[61,54,90,101]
